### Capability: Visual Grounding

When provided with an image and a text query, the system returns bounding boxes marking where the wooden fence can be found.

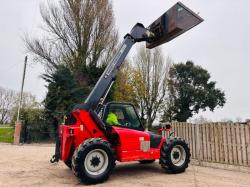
[171,122,250,167]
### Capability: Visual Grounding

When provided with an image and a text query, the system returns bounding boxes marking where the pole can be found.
[14,56,27,145]
[16,56,27,122]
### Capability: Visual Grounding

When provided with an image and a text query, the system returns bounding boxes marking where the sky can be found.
[0,0,249,122]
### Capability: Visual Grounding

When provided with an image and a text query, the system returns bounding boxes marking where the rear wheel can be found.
[160,137,190,173]
[72,138,115,184]
[139,159,155,164]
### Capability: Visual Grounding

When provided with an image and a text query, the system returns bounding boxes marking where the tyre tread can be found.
[72,138,115,184]
[159,137,190,173]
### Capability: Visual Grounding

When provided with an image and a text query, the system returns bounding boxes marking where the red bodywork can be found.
[59,109,165,162]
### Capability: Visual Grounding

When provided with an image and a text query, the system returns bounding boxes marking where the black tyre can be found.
[159,137,190,173]
[72,138,115,184]
[64,159,72,169]
[139,159,155,164]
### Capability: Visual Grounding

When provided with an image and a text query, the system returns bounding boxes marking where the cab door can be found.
[102,102,153,161]
[103,102,144,129]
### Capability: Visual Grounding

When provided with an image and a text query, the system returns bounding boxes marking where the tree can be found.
[134,47,170,130]
[11,108,46,142]
[112,62,136,104]
[188,115,212,124]
[10,91,41,122]
[9,91,41,123]
[42,65,85,137]
[163,61,226,122]
[6,91,45,142]
[235,117,242,123]
[0,87,16,124]
[220,118,233,123]
[113,47,170,130]
[25,0,118,86]
[25,0,119,136]
[18,92,40,109]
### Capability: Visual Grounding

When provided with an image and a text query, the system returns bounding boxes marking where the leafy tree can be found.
[42,65,85,137]
[11,108,46,142]
[10,92,45,142]
[112,62,136,103]
[163,61,226,122]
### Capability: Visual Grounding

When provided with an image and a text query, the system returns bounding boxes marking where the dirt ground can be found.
[0,143,250,187]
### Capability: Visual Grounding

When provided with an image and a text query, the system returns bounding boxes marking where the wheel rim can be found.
[84,149,109,176]
[170,145,186,167]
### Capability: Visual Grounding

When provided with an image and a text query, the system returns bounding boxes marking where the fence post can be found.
[202,124,207,161]
[195,123,201,164]
[241,124,247,166]
[246,123,250,166]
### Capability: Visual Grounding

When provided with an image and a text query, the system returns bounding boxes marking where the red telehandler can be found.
[50,2,203,184]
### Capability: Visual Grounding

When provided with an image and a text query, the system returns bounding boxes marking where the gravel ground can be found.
[0,143,250,187]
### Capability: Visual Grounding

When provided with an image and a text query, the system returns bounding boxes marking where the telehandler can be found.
[50,2,203,184]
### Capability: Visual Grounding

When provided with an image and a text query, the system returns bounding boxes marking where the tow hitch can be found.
[50,137,60,163]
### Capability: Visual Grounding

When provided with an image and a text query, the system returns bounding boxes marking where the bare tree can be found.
[132,47,170,130]
[113,47,170,130]
[25,0,118,85]
[188,115,212,124]
[12,92,40,111]
[0,87,40,124]
[0,87,17,124]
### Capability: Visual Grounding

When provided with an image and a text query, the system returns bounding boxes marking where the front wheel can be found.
[160,137,190,173]
[72,138,115,184]
[64,159,72,169]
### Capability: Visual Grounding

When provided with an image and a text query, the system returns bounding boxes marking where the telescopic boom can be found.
[74,23,151,111]
[74,1,203,111]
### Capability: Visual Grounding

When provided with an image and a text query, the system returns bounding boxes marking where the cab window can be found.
[104,103,144,130]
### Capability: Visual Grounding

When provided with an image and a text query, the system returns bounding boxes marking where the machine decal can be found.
[140,141,150,152]
[80,124,83,131]
[139,137,144,141]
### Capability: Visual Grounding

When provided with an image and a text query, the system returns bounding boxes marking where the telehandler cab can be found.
[50,2,203,184]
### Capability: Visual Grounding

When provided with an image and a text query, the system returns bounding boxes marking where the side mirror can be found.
[146,2,203,49]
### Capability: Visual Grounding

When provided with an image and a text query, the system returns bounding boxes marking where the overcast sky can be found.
[0,0,249,121]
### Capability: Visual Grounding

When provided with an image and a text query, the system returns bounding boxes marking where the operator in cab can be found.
[106,109,120,126]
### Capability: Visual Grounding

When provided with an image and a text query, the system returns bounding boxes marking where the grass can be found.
[0,127,14,143]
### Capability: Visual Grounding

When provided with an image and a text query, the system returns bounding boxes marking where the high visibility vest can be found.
[106,112,119,125]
